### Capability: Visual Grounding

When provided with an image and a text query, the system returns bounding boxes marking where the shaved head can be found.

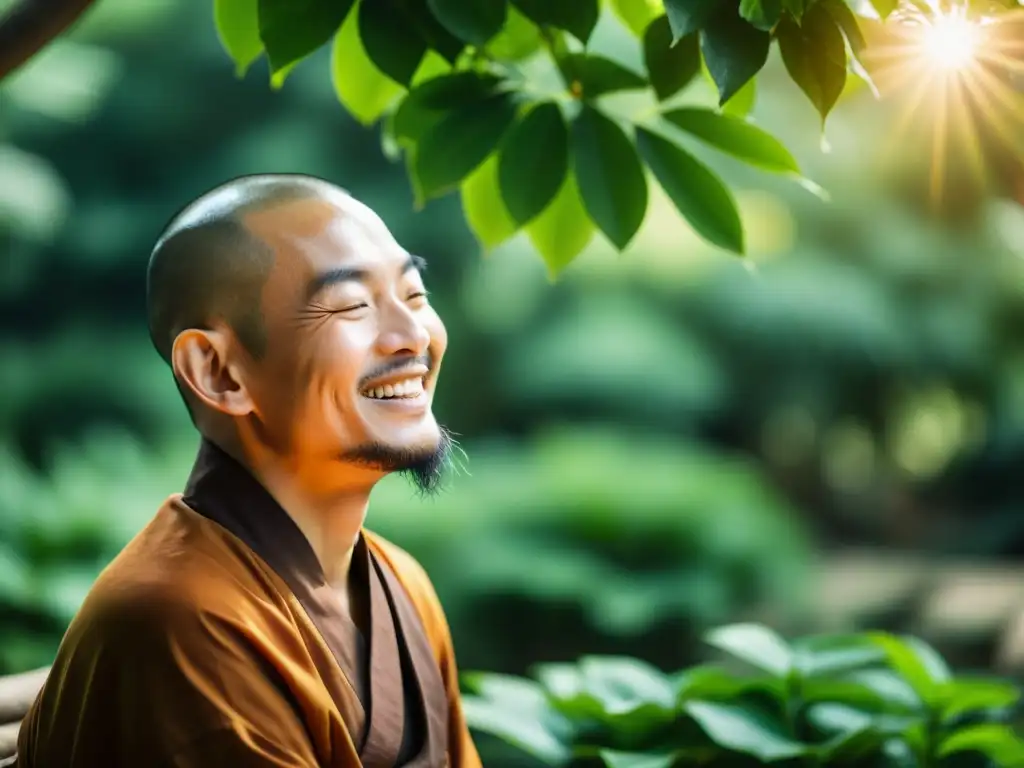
[146,173,454,496]
[147,174,348,367]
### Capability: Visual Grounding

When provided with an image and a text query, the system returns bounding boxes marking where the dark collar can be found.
[182,438,329,592]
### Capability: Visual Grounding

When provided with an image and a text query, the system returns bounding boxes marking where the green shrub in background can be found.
[463,623,1024,767]
[0,426,810,677]
[367,426,812,674]
[0,430,196,673]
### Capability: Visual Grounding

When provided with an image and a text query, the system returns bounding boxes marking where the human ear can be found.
[171,327,255,417]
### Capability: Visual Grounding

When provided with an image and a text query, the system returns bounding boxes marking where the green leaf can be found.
[510,0,599,44]
[722,77,756,117]
[610,0,663,37]
[413,94,517,200]
[462,154,519,250]
[358,0,426,86]
[844,669,922,711]
[822,726,886,762]
[579,656,676,713]
[904,636,952,683]
[664,0,718,42]
[739,0,782,31]
[330,3,402,126]
[941,679,1020,722]
[868,0,898,19]
[571,105,648,250]
[675,664,758,700]
[562,54,648,99]
[462,673,571,766]
[393,71,504,143]
[704,624,791,675]
[636,127,743,254]
[526,171,595,278]
[536,662,590,702]
[784,0,811,18]
[700,7,771,106]
[865,633,946,702]
[795,646,883,677]
[643,17,701,101]
[821,0,866,54]
[499,103,569,225]
[214,0,264,77]
[776,4,847,125]
[684,701,807,761]
[662,108,800,174]
[427,0,507,45]
[399,0,465,63]
[600,751,678,768]
[259,0,355,73]
[938,724,1024,765]
[487,4,544,61]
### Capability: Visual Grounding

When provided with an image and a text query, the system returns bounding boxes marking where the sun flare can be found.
[863,2,1024,208]
[920,9,980,71]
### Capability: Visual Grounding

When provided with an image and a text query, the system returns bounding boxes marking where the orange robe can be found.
[16,440,481,767]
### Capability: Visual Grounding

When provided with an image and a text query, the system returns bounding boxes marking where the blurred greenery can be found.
[464,624,1024,767]
[3,0,1024,765]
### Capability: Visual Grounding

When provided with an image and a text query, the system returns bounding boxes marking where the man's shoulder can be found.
[77,499,282,647]
[73,565,244,652]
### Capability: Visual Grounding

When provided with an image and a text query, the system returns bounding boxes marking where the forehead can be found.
[241,194,409,279]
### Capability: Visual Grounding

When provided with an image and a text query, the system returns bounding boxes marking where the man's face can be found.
[240,192,449,490]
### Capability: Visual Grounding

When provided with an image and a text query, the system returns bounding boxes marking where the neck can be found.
[224,436,385,584]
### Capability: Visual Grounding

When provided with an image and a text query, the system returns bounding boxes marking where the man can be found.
[15,174,481,767]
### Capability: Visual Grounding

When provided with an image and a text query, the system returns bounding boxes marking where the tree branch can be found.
[0,0,98,81]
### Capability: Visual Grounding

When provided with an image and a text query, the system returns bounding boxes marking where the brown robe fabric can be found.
[15,440,481,767]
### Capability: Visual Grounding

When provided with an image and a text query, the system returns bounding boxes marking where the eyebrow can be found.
[305,254,426,302]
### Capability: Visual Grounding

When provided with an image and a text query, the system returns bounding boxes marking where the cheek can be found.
[289,328,366,406]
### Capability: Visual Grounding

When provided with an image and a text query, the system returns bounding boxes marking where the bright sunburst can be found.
[920,8,980,70]
[863,1,1024,206]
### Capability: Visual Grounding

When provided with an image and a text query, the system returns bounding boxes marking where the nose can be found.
[375,301,431,358]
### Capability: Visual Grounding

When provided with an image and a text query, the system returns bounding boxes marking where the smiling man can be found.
[15,174,480,768]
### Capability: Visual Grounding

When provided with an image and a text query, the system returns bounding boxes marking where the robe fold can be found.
[15,440,481,768]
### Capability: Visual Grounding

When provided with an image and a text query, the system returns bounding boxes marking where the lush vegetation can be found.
[464,624,1024,767]
[211,0,1023,273]
[5,2,1024,765]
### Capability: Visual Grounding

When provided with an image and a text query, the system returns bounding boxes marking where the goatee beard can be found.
[341,425,462,496]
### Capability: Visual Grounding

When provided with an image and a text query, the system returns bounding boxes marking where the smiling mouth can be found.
[359,375,427,401]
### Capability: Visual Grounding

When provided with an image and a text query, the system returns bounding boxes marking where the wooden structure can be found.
[0,667,46,765]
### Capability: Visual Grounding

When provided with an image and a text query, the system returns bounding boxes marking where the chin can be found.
[341,420,456,496]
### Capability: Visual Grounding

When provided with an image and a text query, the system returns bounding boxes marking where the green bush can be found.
[463,623,1024,767]
[369,426,813,673]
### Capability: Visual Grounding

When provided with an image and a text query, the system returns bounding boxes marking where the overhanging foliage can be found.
[212,0,1023,275]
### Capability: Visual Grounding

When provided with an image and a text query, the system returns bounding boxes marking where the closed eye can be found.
[336,303,368,313]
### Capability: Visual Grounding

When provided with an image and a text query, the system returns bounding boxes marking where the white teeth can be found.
[363,377,425,399]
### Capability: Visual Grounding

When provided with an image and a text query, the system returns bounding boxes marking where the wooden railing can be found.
[0,667,47,764]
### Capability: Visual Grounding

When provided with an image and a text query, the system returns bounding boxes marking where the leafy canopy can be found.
[212,0,1018,276]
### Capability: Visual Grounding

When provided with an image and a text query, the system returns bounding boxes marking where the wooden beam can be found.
[0,721,19,761]
[0,668,47,726]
